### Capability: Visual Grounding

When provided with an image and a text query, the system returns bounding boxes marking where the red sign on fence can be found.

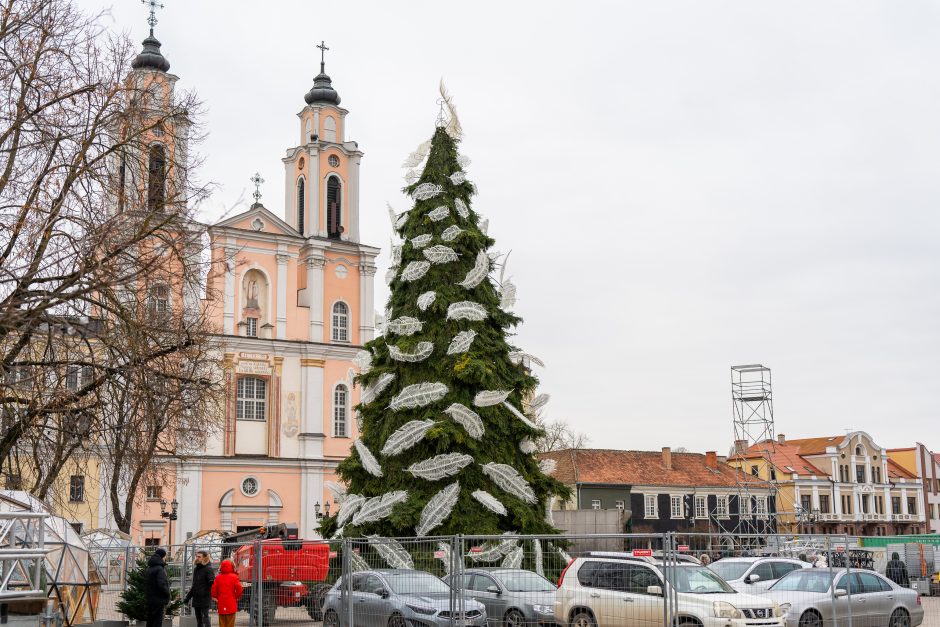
[677,545,690,552]
[329,551,338,558]
[469,546,483,553]
[434,551,446,558]
[632,549,653,557]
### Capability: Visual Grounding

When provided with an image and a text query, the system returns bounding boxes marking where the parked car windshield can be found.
[770,570,835,593]
[496,572,556,592]
[708,561,752,581]
[385,572,452,595]
[669,565,735,593]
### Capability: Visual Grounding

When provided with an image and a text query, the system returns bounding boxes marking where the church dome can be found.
[304,71,341,106]
[132,32,171,73]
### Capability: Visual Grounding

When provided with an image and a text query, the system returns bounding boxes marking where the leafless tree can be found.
[536,417,590,453]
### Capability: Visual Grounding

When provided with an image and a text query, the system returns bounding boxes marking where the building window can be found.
[750,465,759,477]
[842,494,853,515]
[855,445,863,456]
[69,475,85,502]
[245,317,258,338]
[333,384,348,437]
[856,465,865,484]
[716,495,729,518]
[769,467,777,481]
[236,376,267,421]
[892,496,901,514]
[755,496,768,516]
[65,365,80,390]
[147,144,166,211]
[4,473,22,490]
[907,497,917,515]
[874,467,881,483]
[800,494,811,513]
[70,522,83,534]
[332,302,349,342]
[740,496,751,517]
[931,504,937,519]
[861,494,870,514]
[615,500,625,510]
[296,177,305,235]
[644,494,658,519]
[819,494,830,513]
[591,499,601,510]
[148,284,169,315]
[146,485,162,501]
[694,495,707,519]
[241,476,260,497]
[326,175,342,239]
[670,495,682,519]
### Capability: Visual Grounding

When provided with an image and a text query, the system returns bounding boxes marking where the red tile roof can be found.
[886,458,917,480]
[538,449,768,489]
[733,441,829,477]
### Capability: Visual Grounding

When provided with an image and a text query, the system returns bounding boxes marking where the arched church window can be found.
[855,445,863,456]
[147,145,166,211]
[296,177,306,235]
[333,384,348,437]
[326,176,342,239]
[332,302,349,342]
[324,116,337,142]
[236,377,267,421]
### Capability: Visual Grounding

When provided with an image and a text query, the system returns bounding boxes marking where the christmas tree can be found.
[321,89,569,542]
[116,554,183,621]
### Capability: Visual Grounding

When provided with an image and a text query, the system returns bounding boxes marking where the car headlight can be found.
[713,601,743,619]
[532,604,554,614]
[776,603,789,617]
[406,604,437,615]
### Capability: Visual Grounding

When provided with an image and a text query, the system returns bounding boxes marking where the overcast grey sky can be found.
[82,0,939,453]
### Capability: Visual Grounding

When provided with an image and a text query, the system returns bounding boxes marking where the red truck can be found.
[221,523,332,624]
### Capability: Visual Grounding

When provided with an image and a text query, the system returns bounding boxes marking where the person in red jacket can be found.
[211,559,243,627]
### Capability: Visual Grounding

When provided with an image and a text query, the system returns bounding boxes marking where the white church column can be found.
[308,146,322,237]
[176,462,203,541]
[300,359,325,445]
[307,256,325,342]
[359,263,376,343]
[223,247,236,335]
[347,155,361,242]
[276,253,289,339]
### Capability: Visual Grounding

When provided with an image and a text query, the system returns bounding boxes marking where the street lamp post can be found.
[313,500,333,521]
[160,498,179,547]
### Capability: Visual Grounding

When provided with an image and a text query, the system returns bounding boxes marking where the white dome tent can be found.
[81,528,137,589]
[0,491,98,625]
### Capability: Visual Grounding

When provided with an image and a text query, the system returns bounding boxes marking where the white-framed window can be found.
[332,302,349,342]
[695,495,707,519]
[146,485,162,501]
[615,500,625,510]
[148,283,169,314]
[739,495,751,517]
[716,495,729,518]
[65,365,80,390]
[236,376,267,421]
[333,384,349,437]
[755,496,768,516]
[591,499,601,510]
[670,495,683,519]
[69,475,85,503]
[240,476,260,497]
[245,317,258,338]
[644,494,658,519]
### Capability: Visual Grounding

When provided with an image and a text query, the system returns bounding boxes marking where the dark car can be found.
[445,568,557,626]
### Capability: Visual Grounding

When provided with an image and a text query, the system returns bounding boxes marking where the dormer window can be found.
[326,175,342,239]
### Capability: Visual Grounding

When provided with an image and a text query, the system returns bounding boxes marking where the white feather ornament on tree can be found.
[471,490,507,515]
[368,536,415,570]
[438,80,463,141]
[417,291,437,311]
[385,316,423,336]
[503,401,540,429]
[410,234,433,249]
[349,549,370,571]
[458,251,490,289]
[533,539,544,576]
[481,462,537,504]
[326,481,347,503]
[473,390,512,407]
[443,403,484,439]
[390,244,402,267]
[454,198,470,219]
[336,494,366,527]
[387,203,409,231]
[446,301,487,321]
[360,373,395,405]
[384,268,396,286]
[346,368,357,387]
[446,330,477,355]
[407,453,473,481]
[401,141,431,169]
[412,183,443,200]
[355,410,363,431]
[457,154,471,168]
[557,547,574,564]
[529,393,550,412]
[480,218,489,235]
[499,279,517,309]
[449,171,467,185]
[502,546,524,569]
[519,438,537,454]
[468,543,504,563]
[416,481,460,536]
[390,382,449,411]
[428,206,450,221]
[400,261,431,282]
[508,351,546,368]
[354,439,383,477]
[539,458,557,475]
[352,350,373,374]
[388,341,434,363]
[423,245,459,264]
[352,490,408,525]
[545,499,554,525]
[381,419,436,456]
[404,169,420,184]
[441,225,464,242]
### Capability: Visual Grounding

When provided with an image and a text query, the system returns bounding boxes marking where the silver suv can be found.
[555,554,785,627]
[708,558,810,592]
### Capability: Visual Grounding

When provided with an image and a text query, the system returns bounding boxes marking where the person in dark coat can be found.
[144,548,171,627]
[886,552,910,586]
[185,551,216,627]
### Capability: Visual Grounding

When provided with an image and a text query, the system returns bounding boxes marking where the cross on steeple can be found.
[317,41,330,73]
[250,172,265,204]
[141,0,164,34]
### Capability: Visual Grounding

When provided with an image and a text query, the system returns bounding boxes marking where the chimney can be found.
[734,439,748,455]
[777,433,786,445]
[705,451,718,469]
[662,447,672,470]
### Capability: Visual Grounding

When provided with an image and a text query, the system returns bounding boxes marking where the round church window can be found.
[241,476,260,497]
[328,155,340,167]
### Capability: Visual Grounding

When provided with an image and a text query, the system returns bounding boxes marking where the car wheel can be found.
[571,610,596,627]
[324,610,340,627]
[799,611,823,627]
[889,609,910,627]
[505,609,527,627]
[389,613,407,627]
